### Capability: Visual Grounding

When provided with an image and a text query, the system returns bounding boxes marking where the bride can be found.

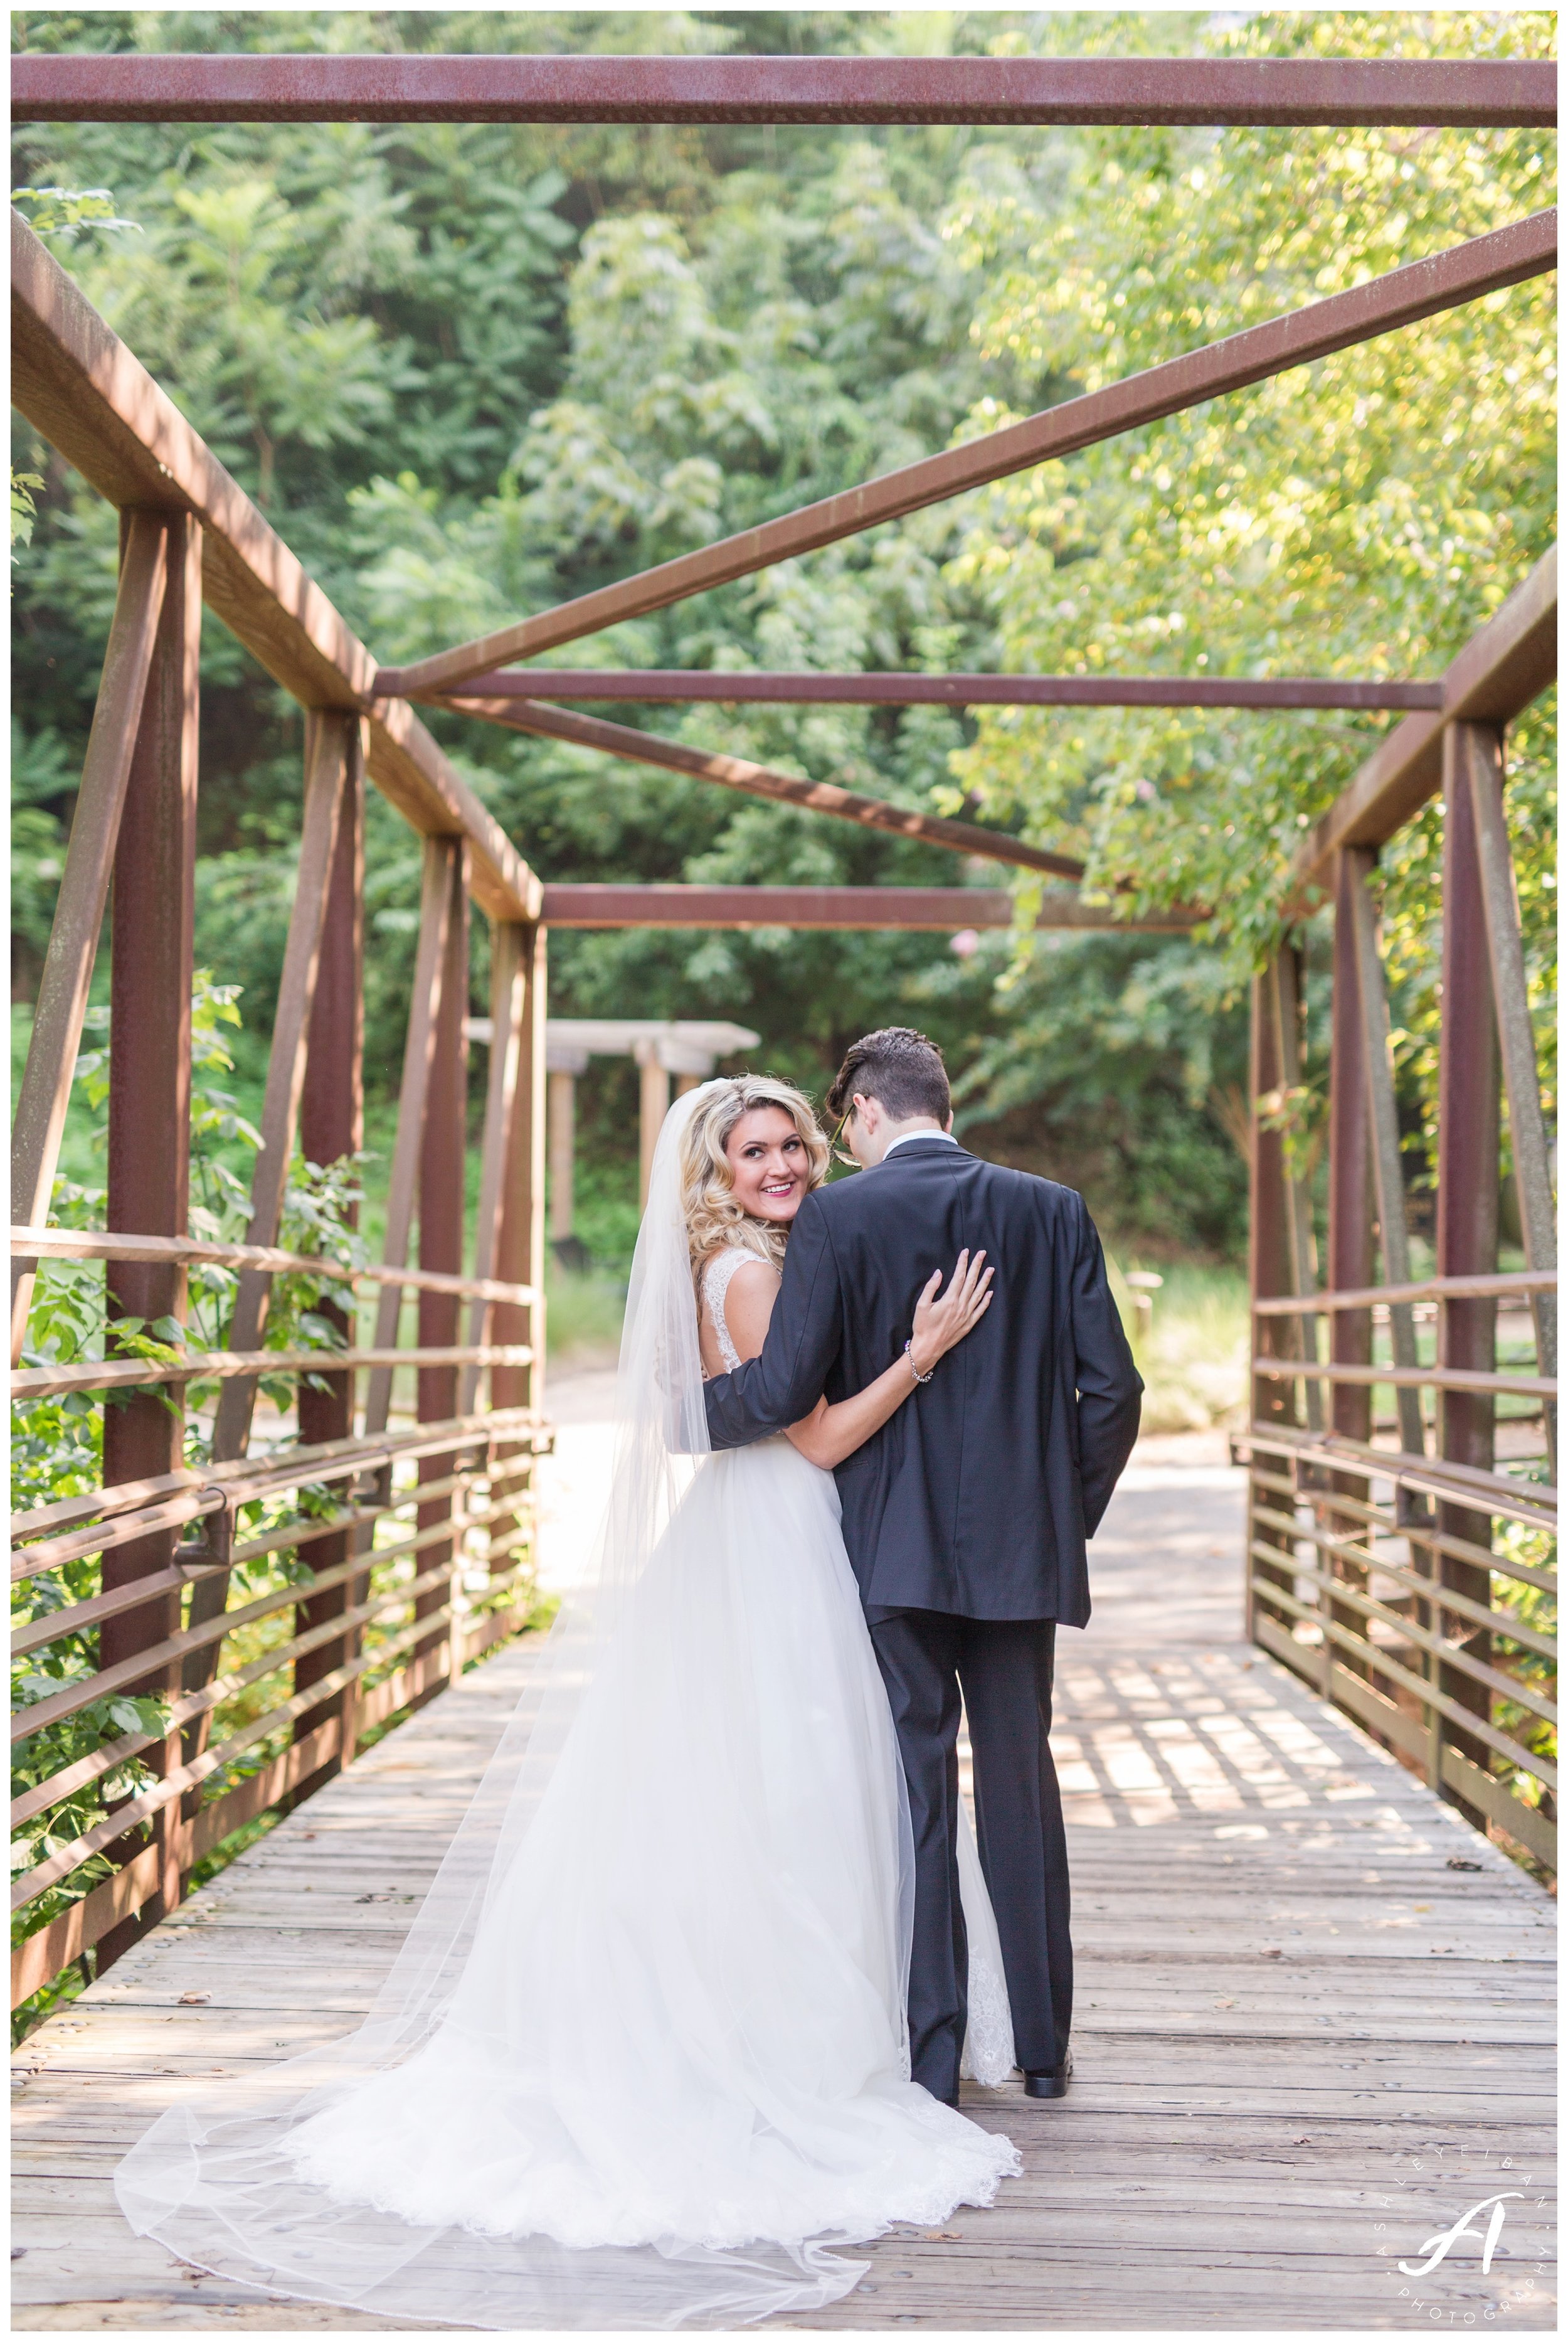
[117,1075,1022,2328]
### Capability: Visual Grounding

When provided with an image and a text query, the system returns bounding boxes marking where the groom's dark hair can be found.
[826,1028,951,1126]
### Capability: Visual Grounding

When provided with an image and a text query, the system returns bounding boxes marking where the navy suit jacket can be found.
[701,1137,1142,1626]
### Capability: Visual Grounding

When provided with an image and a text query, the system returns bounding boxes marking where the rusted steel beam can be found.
[1264,950,1321,1434]
[381,212,1557,696]
[9,211,540,925]
[449,696,1086,880]
[10,511,169,1360]
[208,714,351,1466]
[415,848,470,1708]
[360,839,458,1443]
[1461,725,1558,1435]
[1253,1352,1550,1401]
[293,713,367,1792]
[1325,851,1376,1683]
[1248,964,1300,1647]
[14,1341,534,1406]
[1435,728,1502,1827]
[96,507,201,1962]
[1297,545,1557,883]
[539,883,1200,932]
[14,1227,534,1306]
[1343,849,1429,1464]
[448,668,1444,712]
[1256,1269,1556,1315]
[12,53,1554,127]
[490,924,547,1581]
[1327,853,1375,1435]
[180,715,352,1768]
[461,924,527,1419]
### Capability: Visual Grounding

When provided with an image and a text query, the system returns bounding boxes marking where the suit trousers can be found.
[867,1610,1071,2104]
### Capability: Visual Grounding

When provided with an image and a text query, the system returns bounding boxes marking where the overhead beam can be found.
[541,884,1202,933]
[11,53,1555,128]
[379,210,1557,696]
[8,210,540,927]
[443,669,1443,713]
[1295,545,1557,884]
[442,693,1086,881]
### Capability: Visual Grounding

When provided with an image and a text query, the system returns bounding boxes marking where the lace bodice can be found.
[701,1243,761,1373]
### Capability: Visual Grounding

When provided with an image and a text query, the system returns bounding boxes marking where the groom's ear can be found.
[944,1112,955,1134]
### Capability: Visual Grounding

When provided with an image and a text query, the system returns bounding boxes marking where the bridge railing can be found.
[1248,681,1558,1876]
[9,215,551,2023]
[1240,1272,1556,1871]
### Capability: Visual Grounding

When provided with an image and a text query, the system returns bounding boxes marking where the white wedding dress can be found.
[115,1088,1019,2328]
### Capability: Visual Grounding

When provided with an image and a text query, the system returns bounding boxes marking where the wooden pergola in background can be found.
[9,50,1559,2019]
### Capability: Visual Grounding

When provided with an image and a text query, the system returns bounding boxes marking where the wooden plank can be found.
[1296,545,1557,883]
[8,210,539,927]
[9,1449,1554,2334]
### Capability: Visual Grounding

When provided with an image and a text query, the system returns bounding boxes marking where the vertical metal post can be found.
[1248,964,1298,1648]
[97,510,200,1966]
[358,839,456,1439]
[292,715,366,1793]
[548,1065,580,1246]
[1436,727,1502,1827]
[344,838,455,1732]
[181,711,352,1765]
[1326,853,1377,1703]
[1344,847,1429,1463]
[637,1044,670,1208]
[1266,947,1322,1434]
[208,718,351,1463]
[490,922,547,1588]
[460,922,527,1420]
[413,844,470,1707]
[11,512,169,1360]
[1462,723,1557,1470]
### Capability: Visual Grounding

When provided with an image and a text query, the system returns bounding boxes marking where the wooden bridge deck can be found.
[12,1432,1556,2331]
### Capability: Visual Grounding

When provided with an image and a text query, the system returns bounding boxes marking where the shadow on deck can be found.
[11,1430,1556,2330]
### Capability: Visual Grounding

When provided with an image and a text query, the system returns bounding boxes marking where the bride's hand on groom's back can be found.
[908,1250,993,1378]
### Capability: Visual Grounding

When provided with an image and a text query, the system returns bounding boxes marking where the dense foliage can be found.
[11,9,1555,1265]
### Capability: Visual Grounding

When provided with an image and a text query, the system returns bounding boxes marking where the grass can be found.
[1105,1257,1249,1436]
[546,1261,627,1371]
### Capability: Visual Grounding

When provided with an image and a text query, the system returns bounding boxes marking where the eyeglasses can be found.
[830,1105,859,1168]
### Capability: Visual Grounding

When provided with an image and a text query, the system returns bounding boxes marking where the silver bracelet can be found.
[904,1339,934,1386]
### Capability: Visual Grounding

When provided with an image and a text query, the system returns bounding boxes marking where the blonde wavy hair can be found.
[679,1075,830,1287]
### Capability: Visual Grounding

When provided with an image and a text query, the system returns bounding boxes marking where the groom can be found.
[703,1027,1142,2108]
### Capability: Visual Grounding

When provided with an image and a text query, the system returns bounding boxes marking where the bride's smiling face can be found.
[724,1106,812,1226]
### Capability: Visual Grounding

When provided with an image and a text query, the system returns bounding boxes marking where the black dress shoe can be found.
[1023,2052,1072,2099]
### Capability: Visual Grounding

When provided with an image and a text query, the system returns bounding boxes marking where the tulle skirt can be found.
[115,1438,1019,2328]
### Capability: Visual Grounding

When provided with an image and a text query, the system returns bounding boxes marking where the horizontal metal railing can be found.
[1244,1270,1556,1875]
[9,1223,538,1307]
[12,1225,553,2015]
[14,1341,532,1402]
[10,1408,552,2009]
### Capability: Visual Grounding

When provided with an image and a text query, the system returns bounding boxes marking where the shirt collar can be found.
[882,1129,960,1160]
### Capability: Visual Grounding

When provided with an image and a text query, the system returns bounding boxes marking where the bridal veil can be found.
[114,1083,1015,2327]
